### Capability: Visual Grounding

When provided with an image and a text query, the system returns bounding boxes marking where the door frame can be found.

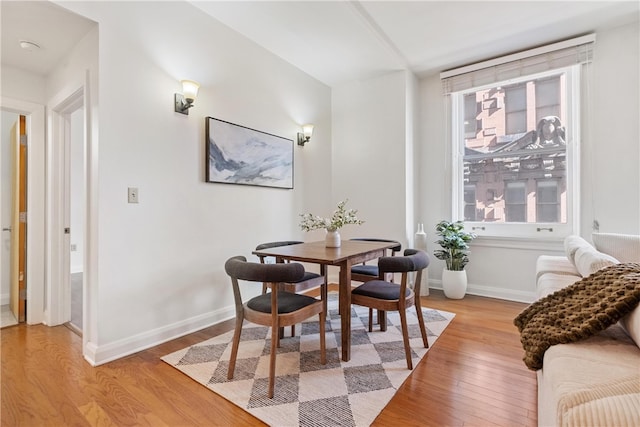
[46,70,98,363]
[0,98,45,325]
[49,89,84,326]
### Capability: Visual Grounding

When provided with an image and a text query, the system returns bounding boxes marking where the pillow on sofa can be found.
[574,246,619,277]
[564,235,593,267]
[592,233,640,263]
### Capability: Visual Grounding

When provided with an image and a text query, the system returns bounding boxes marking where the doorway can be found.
[1,111,25,328]
[66,107,85,334]
[47,89,86,333]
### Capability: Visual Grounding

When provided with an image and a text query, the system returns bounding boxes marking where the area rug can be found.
[161,293,454,426]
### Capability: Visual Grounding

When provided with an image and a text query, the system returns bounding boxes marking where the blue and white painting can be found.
[205,117,293,189]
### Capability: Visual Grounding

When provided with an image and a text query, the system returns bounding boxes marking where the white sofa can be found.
[534,233,640,427]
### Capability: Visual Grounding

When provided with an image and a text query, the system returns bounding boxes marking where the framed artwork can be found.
[205,117,293,189]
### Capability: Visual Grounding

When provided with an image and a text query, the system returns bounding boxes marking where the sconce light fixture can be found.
[297,124,314,146]
[174,79,200,115]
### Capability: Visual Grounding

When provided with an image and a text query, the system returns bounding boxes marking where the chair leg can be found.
[268,317,278,399]
[379,310,387,331]
[414,299,429,348]
[319,311,326,364]
[398,308,413,370]
[227,315,244,380]
[368,308,373,332]
[291,325,296,337]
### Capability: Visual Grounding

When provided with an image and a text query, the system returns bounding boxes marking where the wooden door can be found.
[10,116,27,322]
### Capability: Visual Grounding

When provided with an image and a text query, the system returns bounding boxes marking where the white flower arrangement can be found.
[299,200,364,232]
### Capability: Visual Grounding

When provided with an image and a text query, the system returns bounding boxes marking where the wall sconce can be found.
[297,124,314,146]
[174,80,200,115]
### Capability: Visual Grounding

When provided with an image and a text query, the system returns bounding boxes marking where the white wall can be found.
[419,20,640,302]
[585,21,640,236]
[56,1,332,363]
[0,67,46,105]
[331,71,412,247]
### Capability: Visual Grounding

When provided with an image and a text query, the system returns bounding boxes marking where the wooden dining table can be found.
[252,239,399,361]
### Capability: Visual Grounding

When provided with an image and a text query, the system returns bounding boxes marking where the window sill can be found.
[470,235,565,251]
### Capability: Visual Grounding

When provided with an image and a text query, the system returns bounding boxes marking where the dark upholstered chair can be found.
[225,255,326,399]
[350,238,402,283]
[255,241,326,293]
[350,249,430,370]
[349,238,402,325]
[255,241,326,336]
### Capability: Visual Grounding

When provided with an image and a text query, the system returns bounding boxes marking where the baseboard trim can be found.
[429,279,536,304]
[84,305,236,366]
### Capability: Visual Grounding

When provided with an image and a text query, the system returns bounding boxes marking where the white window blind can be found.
[441,34,595,94]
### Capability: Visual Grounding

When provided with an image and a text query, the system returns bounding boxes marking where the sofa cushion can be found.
[574,246,619,277]
[592,233,640,264]
[537,326,640,427]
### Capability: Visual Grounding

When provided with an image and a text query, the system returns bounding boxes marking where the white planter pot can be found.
[442,269,467,299]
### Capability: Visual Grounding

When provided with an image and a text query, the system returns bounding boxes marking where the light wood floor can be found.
[1,289,536,426]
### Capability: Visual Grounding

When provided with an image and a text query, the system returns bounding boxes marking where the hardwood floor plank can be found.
[1,290,536,426]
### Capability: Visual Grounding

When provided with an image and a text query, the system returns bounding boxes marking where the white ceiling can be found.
[1,1,96,76]
[2,1,639,86]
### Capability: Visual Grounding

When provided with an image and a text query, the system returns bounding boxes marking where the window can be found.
[464,184,477,221]
[458,69,571,230]
[536,76,561,123]
[505,83,527,135]
[464,94,478,138]
[505,181,526,222]
[537,180,559,222]
[441,35,593,238]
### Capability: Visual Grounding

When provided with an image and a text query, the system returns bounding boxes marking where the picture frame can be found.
[205,117,293,189]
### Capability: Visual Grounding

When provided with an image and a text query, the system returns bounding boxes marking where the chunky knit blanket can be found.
[514,263,640,370]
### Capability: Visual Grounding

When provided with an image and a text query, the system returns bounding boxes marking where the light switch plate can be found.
[128,187,139,203]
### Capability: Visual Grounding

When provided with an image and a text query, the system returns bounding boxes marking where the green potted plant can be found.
[433,220,476,298]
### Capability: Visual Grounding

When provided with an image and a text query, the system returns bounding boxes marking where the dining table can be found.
[252,239,399,362]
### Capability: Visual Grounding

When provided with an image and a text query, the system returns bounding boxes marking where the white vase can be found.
[414,223,429,295]
[442,269,467,299]
[414,223,427,251]
[325,229,341,248]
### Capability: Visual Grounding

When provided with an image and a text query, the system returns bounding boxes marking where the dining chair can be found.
[350,249,430,370]
[350,238,402,283]
[225,255,326,399]
[255,241,326,293]
[350,238,402,324]
[255,241,326,336]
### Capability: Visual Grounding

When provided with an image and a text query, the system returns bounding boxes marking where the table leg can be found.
[339,260,352,361]
[320,264,328,318]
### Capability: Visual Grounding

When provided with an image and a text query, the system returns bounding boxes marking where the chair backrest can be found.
[225,255,305,306]
[350,238,402,254]
[378,249,429,274]
[255,241,304,251]
[225,255,305,283]
[255,241,304,264]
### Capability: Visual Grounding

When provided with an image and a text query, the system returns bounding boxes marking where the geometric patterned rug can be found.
[162,293,454,426]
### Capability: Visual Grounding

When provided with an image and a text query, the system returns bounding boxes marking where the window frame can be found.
[450,65,580,239]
